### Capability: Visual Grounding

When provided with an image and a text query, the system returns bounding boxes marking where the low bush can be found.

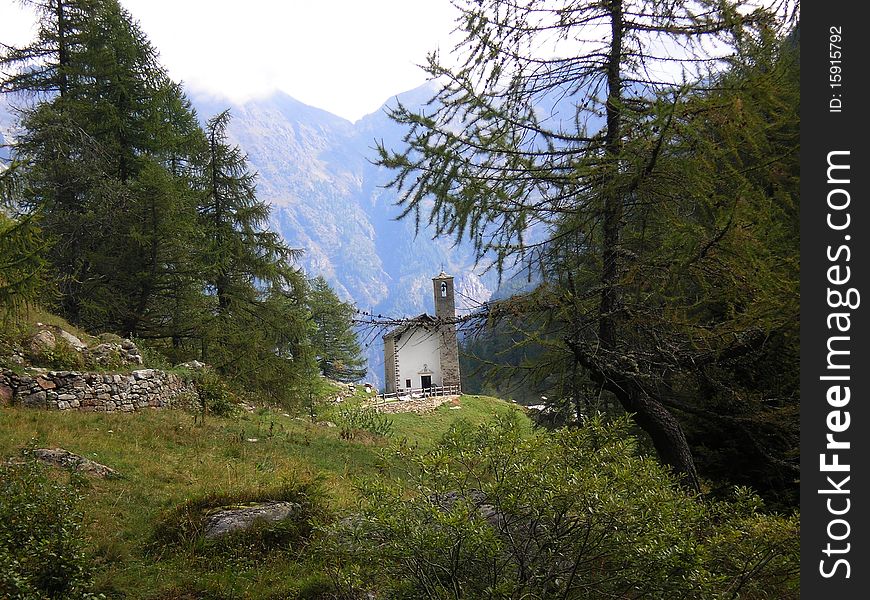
[32,336,86,371]
[336,404,393,440]
[0,449,100,599]
[319,413,800,599]
[191,370,238,418]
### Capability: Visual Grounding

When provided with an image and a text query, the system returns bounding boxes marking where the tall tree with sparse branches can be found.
[378,0,799,491]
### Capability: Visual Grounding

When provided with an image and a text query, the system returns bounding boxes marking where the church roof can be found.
[382,313,436,340]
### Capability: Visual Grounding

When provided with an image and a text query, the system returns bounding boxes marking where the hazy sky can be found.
[0,0,458,122]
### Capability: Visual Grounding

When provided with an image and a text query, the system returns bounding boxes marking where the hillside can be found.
[188,88,500,384]
[0,314,798,600]
[0,391,524,598]
[0,310,521,597]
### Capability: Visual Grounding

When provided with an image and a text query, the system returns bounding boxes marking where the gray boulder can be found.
[55,328,87,351]
[33,448,121,478]
[179,360,207,370]
[26,329,56,356]
[203,501,301,539]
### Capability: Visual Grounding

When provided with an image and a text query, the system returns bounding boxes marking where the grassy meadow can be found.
[0,394,527,599]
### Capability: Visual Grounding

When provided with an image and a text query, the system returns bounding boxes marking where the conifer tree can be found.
[0,164,46,315]
[378,0,799,490]
[0,0,92,98]
[201,109,294,314]
[307,276,366,382]
[6,0,185,330]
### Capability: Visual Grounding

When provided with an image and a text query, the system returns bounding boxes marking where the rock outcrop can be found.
[26,329,57,356]
[32,448,121,478]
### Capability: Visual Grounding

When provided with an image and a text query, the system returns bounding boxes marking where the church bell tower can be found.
[433,271,461,390]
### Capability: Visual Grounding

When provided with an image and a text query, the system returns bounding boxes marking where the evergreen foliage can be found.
[307,276,366,382]
[0,164,47,316]
[0,0,364,411]
[377,0,799,500]
[0,451,99,599]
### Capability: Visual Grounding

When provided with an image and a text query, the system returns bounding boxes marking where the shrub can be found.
[33,337,86,370]
[134,340,172,370]
[336,404,393,440]
[0,450,99,599]
[191,370,238,417]
[319,413,799,599]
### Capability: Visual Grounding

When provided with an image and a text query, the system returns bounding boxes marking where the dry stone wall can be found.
[367,394,459,414]
[0,368,197,413]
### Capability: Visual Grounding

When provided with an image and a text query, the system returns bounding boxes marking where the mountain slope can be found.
[192,87,498,384]
[0,87,497,385]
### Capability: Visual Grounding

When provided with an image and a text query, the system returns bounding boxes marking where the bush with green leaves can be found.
[30,336,86,371]
[336,404,393,440]
[0,451,99,599]
[191,369,238,417]
[319,413,799,599]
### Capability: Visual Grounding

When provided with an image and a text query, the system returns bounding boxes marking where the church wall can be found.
[395,327,442,391]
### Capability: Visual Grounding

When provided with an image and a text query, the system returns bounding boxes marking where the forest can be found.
[0,0,801,598]
[0,0,367,407]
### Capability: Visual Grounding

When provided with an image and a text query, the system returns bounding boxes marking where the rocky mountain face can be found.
[0,87,499,385]
[192,86,499,385]
[0,98,14,162]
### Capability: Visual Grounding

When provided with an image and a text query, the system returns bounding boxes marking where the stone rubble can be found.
[84,339,143,367]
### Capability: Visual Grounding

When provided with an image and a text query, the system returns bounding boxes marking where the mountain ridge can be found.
[0,85,497,385]
[189,84,497,385]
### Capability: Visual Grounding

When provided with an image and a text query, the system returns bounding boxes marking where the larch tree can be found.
[3,0,196,332]
[0,0,93,98]
[0,163,46,316]
[201,109,294,313]
[307,276,367,383]
[199,109,304,378]
[378,0,798,490]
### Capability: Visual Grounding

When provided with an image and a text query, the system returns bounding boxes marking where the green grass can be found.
[386,395,531,449]
[0,394,530,599]
[5,305,99,346]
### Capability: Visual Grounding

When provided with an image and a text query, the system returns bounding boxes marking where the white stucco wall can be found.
[395,326,442,390]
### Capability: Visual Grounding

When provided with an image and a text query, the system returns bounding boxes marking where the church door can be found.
[420,375,432,390]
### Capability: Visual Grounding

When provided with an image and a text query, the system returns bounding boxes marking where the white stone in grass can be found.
[203,501,301,539]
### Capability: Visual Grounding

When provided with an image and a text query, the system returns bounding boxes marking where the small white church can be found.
[382,271,461,394]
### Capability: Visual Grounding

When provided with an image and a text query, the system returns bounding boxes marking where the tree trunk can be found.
[570,342,702,491]
[591,0,701,493]
[619,387,701,491]
[55,0,68,97]
[599,0,624,348]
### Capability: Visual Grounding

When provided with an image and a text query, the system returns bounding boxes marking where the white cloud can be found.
[0,0,457,121]
[125,0,458,121]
